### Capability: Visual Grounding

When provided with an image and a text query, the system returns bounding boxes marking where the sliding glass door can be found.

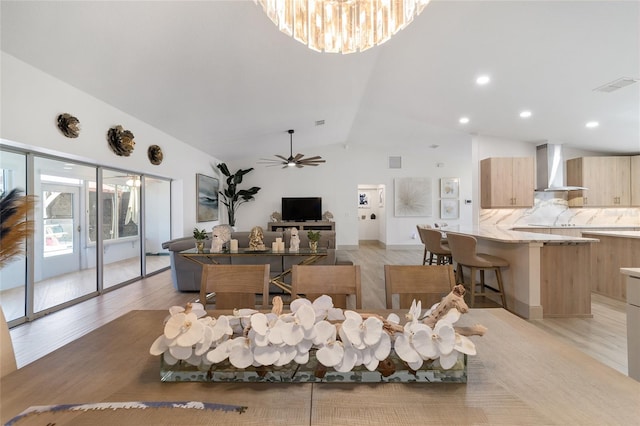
[144,177,171,274]
[33,157,98,314]
[101,170,142,289]
[1,145,172,325]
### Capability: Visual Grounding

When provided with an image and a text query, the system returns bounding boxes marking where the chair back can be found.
[1,306,17,378]
[423,228,450,254]
[445,232,492,267]
[291,265,362,309]
[416,225,431,244]
[200,264,270,310]
[384,265,456,309]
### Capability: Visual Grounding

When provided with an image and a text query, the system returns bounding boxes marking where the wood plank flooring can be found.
[8,243,628,377]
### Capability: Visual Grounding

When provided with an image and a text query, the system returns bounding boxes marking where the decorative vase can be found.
[195,241,205,253]
[160,351,467,383]
[309,241,318,252]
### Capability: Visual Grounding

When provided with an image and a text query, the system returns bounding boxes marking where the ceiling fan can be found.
[259,129,325,168]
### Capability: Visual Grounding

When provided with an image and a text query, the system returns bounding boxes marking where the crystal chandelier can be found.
[254,0,431,54]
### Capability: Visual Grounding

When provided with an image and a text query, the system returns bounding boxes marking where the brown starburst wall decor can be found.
[148,145,163,165]
[107,125,135,157]
[56,113,81,138]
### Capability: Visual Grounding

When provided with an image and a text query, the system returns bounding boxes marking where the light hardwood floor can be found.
[8,243,628,376]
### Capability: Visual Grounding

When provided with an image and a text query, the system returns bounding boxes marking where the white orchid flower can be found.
[311,295,345,321]
[313,320,344,368]
[340,311,384,351]
[164,311,205,347]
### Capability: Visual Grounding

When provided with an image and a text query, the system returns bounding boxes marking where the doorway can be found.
[357,184,386,245]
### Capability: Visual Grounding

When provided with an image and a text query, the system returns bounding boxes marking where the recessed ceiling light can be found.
[585,121,599,128]
[519,110,532,118]
[459,117,470,124]
[476,75,490,85]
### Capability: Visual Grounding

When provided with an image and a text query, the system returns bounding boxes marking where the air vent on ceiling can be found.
[315,120,325,126]
[389,156,402,169]
[593,77,638,93]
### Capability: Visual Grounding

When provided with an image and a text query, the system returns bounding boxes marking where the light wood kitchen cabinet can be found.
[566,156,631,207]
[632,155,640,206]
[480,157,534,208]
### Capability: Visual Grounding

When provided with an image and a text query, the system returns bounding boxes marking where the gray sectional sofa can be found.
[162,229,351,292]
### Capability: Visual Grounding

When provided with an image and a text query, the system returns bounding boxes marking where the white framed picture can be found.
[440,199,459,219]
[440,177,459,199]
[358,192,370,208]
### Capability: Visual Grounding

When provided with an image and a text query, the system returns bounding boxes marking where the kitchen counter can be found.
[581,230,640,239]
[443,226,596,319]
[516,225,639,230]
[448,225,598,243]
[582,232,640,301]
[621,268,640,279]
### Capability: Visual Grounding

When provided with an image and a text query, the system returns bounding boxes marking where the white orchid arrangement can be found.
[150,285,485,377]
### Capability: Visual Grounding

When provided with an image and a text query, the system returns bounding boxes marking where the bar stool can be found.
[422,228,452,265]
[445,232,508,308]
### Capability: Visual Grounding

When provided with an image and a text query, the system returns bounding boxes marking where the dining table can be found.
[2,308,639,425]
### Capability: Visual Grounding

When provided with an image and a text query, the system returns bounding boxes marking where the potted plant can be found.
[193,228,208,252]
[307,230,320,252]
[216,163,261,228]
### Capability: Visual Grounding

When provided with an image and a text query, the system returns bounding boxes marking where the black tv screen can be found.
[282,197,322,222]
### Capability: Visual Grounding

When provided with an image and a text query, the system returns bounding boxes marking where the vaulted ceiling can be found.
[2,1,638,161]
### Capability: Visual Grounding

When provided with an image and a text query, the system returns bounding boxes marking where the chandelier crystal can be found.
[254,0,431,54]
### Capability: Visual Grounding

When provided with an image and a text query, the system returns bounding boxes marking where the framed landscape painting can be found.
[196,173,219,222]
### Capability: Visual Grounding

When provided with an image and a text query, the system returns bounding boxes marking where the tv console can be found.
[268,221,335,232]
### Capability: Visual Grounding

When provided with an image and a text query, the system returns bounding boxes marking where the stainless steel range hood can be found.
[535,143,587,191]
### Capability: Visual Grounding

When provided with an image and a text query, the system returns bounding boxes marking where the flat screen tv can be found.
[281,197,322,222]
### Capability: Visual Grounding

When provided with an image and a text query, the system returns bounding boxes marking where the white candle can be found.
[276,237,282,243]
[278,241,285,252]
[230,239,238,252]
[272,242,278,252]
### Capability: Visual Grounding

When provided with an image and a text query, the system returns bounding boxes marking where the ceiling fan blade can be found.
[296,164,304,168]
[293,153,304,161]
[301,156,324,161]
[275,155,289,161]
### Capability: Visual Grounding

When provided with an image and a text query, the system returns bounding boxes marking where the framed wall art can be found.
[196,173,219,222]
[394,177,432,217]
[440,199,459,219]
[358,192,370,208]
[440,177,459,199]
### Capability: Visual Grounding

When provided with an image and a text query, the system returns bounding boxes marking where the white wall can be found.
[228,127,474,248]
[1,53,224,238]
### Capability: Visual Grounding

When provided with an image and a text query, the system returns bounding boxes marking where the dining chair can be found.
[1,306,17,378]
[422,228,453,265]
[445,232,508,308]
[416,225,432,265]
[384,264,456,309]
[291,265,362,309]
[199,264,270,310]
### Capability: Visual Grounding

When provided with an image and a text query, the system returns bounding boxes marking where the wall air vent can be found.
[315,120,325,126]
[389,156,402,169]
[593,77,638,93]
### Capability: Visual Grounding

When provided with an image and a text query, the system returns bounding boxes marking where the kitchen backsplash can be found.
[480,192,640,226]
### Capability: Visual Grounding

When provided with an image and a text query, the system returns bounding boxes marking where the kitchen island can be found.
[444,226,598,319]
[582,231,640,301]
